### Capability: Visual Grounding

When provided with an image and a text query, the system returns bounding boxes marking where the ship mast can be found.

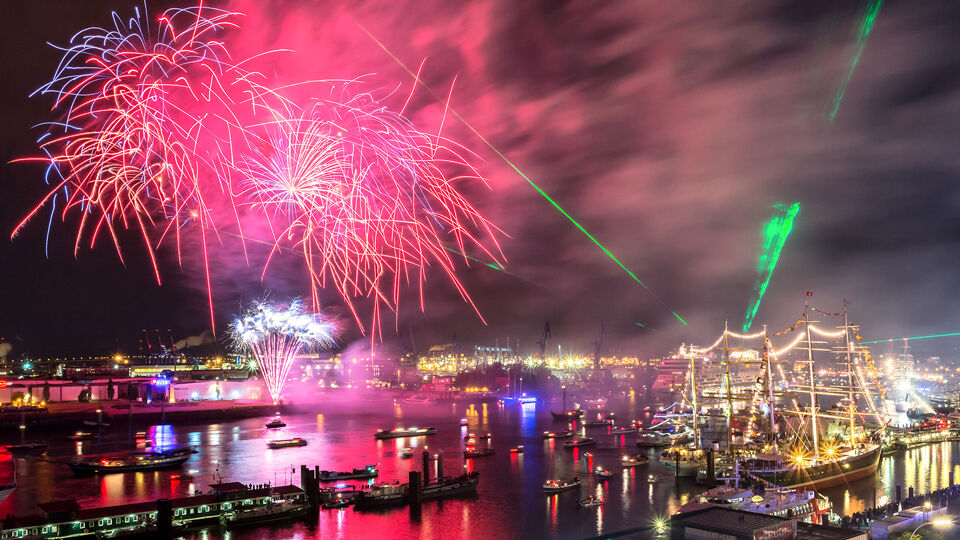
[763,324,778,455]
[843,302,856,443]
[689,354,700,448]
[723,321,734,452]
[804,302,820,463]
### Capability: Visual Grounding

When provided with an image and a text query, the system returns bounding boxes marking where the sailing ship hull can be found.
[750,445,881,490]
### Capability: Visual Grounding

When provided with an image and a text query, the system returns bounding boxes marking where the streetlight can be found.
[910,518,952,539]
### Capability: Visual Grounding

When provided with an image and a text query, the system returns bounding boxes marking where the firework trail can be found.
[743,202,800,332]
[238,85,503,335]
[232,299,338,404]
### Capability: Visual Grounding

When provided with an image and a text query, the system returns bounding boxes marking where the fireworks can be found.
[15,4,502,338]
[239,89,502,333]
[233,299,338,404]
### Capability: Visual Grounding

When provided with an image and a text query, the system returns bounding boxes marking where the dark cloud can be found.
[3,1,960,361]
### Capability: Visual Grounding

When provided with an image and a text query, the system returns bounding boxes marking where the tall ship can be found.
[671,297,885,490]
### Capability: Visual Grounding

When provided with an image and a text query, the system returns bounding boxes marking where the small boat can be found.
[647,473,657,483]
[594,466,613,479]
[636,431,672,447]
[5,441,48,456]
[584,419,614,427]
[478,433,492,440]
[319,465,378,481]
[399,448,414,459]
[265,417,286,428]
[580,495,605,507]
[464,433,477,442]
[551,410,584,420]
[563,438,596,449]
[374,427,437,439]
[67,431,96,442]
[460,418,468,426]
[542,430,574,439]
[622,455,649,467]
[83,420,111,428]
[611,426,638,435]
[464,447,495,458]
[543,477,581,493]
[268,438,307,449]
[321,496,355,510]
[510,446,524,454]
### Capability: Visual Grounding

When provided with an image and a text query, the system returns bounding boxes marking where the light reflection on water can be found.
[1,397,958,538]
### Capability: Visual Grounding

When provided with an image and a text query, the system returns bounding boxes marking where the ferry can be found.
[542,477,581,493]
[543,430,574,439]
[354,472,480,509]
[636,431,672,447]
[267,438,307,449]
[69,447,192,475]
[464,447,495,457]
[622,454,650,467]
[562,438,596,449]
[374,427,437,439]
[677,485,836,524]
[318,465,378,482]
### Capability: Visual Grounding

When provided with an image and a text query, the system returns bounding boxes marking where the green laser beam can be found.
[352,18,687,327]
[861,332,960,345]
[829,0,883,122]
[743,202,800,332]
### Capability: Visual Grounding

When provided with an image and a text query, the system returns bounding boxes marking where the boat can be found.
[318,465,378,481]
[399,448,414,458]
[510,446,524,454]
[622,454,649,467]
[267,438,308,449]
[594,466,613,479]
[464,447,495,457]
[69,447,192,475]
[636,431,672,447]
[265,417,286,428]
[67,431,96,441]
[580,495,605,507]
[647,473,657,483]
[374,427,437,439]
[661,447,711,478]
[611,426,638,435]
[83,419,111,428]
[551,409,584,420]
[542,430,574,439]
[224,497,309,527]
[459,418,468,426]
[354,472,480,509]
[320,496,355,510]
[584,419,613,427]
[464,434,477,444]
[0,484,13,505]
[677,484,835,524]
[562,438,596,449]
[402,395,435,405]
[743,445,882,490]
[4,440,48,455]
[543,477,581,493]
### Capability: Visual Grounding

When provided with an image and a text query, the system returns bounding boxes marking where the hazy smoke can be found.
[174,330,215,351]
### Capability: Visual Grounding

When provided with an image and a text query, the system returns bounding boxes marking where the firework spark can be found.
[238,86,503,335]
[233,299,338,404]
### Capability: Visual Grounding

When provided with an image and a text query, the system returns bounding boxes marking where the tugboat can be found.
[542,477,581,493]
[354,472,480,509]
[580,495,605,507]
[318,465,378,482]
[374,427,437,439]
[542,430,574,439]
[622,454,650,467]
[265,416,286,429]
[562,437,596,449]
[267,438,307,449]
[464,447,495,458]
[69,447,192,475]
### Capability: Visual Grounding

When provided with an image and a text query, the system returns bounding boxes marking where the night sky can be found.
[3,1,960,361]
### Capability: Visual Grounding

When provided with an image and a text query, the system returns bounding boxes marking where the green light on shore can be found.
[743,202,800,332]
[861,331,960,345]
